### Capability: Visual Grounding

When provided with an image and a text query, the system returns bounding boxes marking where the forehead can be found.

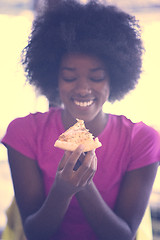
[60,53,106,70]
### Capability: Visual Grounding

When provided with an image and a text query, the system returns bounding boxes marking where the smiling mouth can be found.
[74,100,94,107]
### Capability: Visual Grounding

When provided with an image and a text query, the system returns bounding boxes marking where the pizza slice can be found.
[54,119,102,152]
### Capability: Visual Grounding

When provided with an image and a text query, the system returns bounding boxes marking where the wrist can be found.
[76,180,94,197]
[51,181,74,201]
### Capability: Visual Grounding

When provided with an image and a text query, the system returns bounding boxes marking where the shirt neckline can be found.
[56,107,112,139]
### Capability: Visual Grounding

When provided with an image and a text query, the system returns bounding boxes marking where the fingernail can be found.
[79,144,85,151]
[91,149,95,155]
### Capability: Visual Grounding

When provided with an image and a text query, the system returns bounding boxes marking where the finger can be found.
[87,155,97,184]
[63,145,85,175]
[58,151,72,171]
[80,154,97,186]
[78,150,95,175]
[73,150,96,185]
[92,153,97,172]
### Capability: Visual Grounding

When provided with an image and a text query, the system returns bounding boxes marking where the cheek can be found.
[58,81,72,102]
[58,82,66,101]
[100,83,110,101]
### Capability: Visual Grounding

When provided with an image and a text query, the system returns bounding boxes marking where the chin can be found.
[72,112,97,123]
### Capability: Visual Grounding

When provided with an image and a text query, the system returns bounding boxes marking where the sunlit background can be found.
[0,0,160,238]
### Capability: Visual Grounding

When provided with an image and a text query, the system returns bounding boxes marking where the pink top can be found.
[2,108,160,240]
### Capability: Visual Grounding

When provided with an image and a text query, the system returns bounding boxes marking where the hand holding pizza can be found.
[54,145,97,198]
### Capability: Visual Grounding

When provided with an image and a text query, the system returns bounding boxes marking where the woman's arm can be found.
[7,145,96,240]
[7,146,71,240]
[76,162,159,240]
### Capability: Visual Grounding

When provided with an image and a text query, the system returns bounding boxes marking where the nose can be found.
[75,78,92,96]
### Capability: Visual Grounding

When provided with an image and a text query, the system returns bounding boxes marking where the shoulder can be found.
[130,120,160,147]
[2,108,62,159]
[109,114,134,128]
[109,113,160,156]
[2,107,62,145]
[6,107,61,131]
[107,114,135,138]
[110,114,159,139]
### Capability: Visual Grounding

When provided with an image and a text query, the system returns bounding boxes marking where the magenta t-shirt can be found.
[2,108,160,240]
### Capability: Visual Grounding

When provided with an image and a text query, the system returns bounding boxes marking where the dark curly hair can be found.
[22,0,144,105]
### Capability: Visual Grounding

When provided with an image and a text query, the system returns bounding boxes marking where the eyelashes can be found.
[90,78,105,82]
[62,77,105,83]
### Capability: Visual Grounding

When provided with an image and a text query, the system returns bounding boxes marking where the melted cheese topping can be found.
[58,119,94,143]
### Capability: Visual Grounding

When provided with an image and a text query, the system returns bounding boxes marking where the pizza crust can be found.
[54,137,102,152]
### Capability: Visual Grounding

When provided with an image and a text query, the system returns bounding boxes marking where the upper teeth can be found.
[74,100,93,107]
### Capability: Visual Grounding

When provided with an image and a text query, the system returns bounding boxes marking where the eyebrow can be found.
[61,67,75,71]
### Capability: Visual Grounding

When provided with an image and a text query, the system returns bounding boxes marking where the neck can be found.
[61,109,109,137]
[85,111,109,137]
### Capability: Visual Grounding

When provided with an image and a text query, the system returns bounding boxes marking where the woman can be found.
[2,1,160,239]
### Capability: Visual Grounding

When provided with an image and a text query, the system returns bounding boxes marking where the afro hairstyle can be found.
[22,0,144,106]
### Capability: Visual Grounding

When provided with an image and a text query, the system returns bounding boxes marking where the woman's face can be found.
[58,53,110,123]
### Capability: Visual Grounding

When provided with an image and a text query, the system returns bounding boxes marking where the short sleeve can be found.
[127,123,160,171]
[1,115,37,160]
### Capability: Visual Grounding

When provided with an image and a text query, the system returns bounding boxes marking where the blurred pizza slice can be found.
[54,119,102,152]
